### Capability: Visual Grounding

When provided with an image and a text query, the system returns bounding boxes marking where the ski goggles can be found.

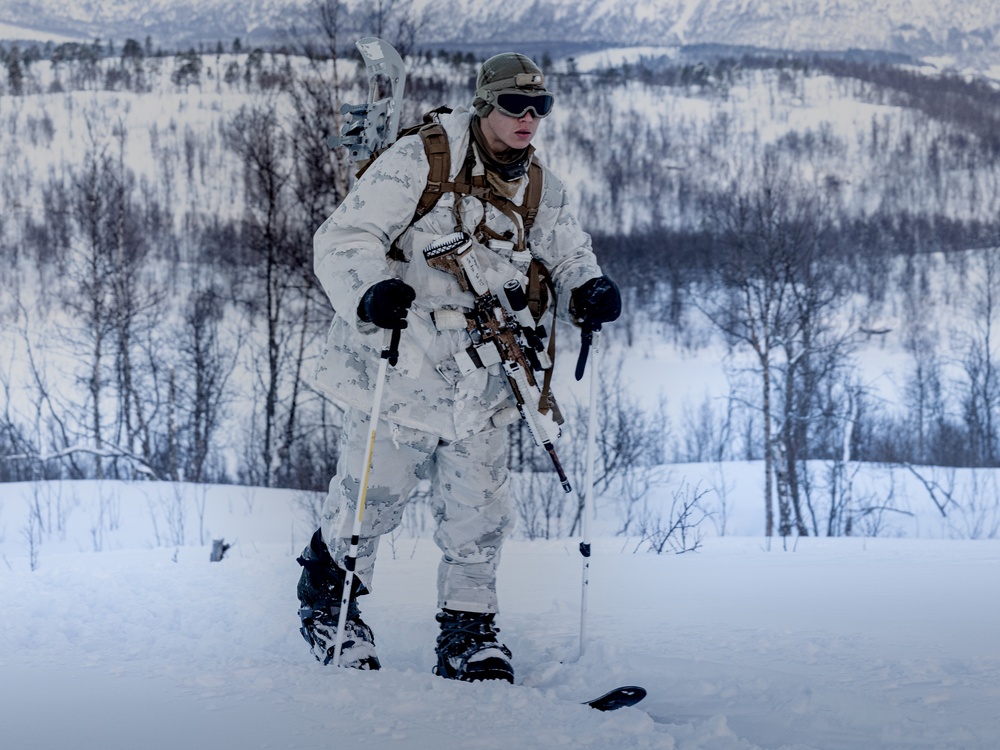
[484,89,556,118]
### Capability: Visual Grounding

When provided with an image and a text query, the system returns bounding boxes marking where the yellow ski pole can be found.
[331,326,401,668]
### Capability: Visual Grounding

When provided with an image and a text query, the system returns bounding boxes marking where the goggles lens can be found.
[493,91,555,118]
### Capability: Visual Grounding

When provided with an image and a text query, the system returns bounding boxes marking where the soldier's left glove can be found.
[571,275,622,328]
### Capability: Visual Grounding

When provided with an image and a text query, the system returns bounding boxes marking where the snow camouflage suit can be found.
[313,107,604,613]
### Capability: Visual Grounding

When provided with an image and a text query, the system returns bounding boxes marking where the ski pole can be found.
[332,325,401,668]
[578,325,600,660]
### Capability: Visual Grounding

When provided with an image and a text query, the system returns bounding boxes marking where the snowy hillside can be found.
[3,0,1000,62]
[1,479,998,749]
[3,45,1000,526]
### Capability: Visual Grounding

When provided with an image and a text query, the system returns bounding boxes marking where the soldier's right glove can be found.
[570,275,622,329]
[358,279,416,329]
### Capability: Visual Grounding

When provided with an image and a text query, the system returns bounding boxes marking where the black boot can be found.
[296,529,380,670]
[433,609,513,683]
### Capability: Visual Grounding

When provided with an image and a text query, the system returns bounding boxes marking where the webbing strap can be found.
[528,260,561,424]
[479,158,543,251]
[522,160,543,230]
[388,123,459,260]
[416,124,542,244]
[388,120,544,260]
[416,125,452,220]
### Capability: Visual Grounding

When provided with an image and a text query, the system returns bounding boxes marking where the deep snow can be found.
[1,480,998,750]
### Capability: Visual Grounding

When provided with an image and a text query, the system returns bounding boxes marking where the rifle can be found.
[423,233,572,493]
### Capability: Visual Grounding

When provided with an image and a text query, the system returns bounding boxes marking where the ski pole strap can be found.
[575,325,600,381]
[383,327,402,367]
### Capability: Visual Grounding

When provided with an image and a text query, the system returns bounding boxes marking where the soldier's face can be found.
[481,108,539,155]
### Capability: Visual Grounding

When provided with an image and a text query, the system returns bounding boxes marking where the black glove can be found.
[358,279,416,329]
[571,275,622,328]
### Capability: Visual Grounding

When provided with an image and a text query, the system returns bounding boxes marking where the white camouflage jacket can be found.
[313,108,603,441]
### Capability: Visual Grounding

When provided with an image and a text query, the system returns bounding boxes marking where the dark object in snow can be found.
[209,539,230,562]
[584,685,647,711]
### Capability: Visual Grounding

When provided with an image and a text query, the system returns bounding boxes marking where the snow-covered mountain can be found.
[2,0,1000,61]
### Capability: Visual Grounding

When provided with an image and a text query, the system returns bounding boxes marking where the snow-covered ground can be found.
[2,480,998,750]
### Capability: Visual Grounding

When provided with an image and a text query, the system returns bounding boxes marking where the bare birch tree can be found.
[698,155,854,537]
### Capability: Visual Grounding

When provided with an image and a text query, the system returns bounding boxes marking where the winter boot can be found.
[433,609,514,683]
[296,529,380,670]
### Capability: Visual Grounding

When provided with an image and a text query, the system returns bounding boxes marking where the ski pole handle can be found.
[384,325,402,366]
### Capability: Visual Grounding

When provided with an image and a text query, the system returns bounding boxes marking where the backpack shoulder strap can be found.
[415,122,451,222]
[522,158,544,234]
[386,116,454,262]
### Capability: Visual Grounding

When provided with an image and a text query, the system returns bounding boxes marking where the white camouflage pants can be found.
[322,407,514,613]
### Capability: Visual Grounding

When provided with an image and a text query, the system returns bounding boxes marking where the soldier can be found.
[296,52,621,682]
